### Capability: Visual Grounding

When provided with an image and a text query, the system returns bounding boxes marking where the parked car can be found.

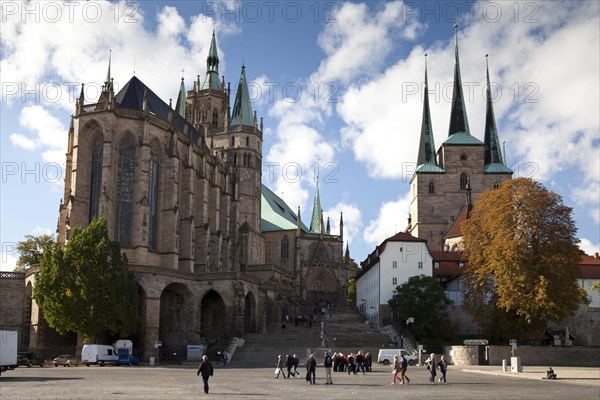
[116,355,140,366]
[17,352,44,367]
[53,354,79,367]
[377,349,417,366]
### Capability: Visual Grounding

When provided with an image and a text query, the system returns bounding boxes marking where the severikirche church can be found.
[15,31,350,358]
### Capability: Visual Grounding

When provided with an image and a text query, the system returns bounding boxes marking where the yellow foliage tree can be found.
[462,178,587,341]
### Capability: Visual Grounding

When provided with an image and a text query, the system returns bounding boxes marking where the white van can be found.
[377,349,417,365]
[81,344,118,366]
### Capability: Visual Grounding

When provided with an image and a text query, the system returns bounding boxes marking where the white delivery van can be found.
[0,330,18,374]
[81,344,118,366]
[377,348,417,365]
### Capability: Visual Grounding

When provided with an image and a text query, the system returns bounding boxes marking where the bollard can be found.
[502,359,507,372]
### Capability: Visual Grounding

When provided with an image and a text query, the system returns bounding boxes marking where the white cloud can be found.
[579,238,600,256]
[325,201,362,250]
[11,105,67,164]
[363,191,412,247]
[32,226,54,236]
[9,133,36,150]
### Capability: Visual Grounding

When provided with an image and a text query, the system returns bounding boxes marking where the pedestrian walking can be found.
[196,355,214,394]
[306,353,317,384]
[324,351,333,384]
[391,355,402,384]
[292,354,300,377]
[437,355,447,382]
[274,354,287,379]
[425,353,437,383]
[285,354,294,378]
[400,354,410,384]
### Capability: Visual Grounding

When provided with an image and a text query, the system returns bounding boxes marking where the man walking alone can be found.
[324,351,333,384]
[197,355,214,394]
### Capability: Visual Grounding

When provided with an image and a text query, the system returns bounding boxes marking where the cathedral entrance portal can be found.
[305,268,338,307]
[200,290,226,342]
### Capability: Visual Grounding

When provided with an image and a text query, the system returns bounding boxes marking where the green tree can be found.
[15,234,55,271]
[388,275,453,343]
[346,256,359,305]
[462,178,588,341]
[33,218,139,341]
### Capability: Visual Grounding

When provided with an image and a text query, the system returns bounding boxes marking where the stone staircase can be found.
[232,305,391,365]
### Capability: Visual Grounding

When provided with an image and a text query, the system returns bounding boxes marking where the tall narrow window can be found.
[212,109,218,128]
[115,135,136,247]
[428,181,435,194]
[89,135,103,222]
[281,236,289,259]
[460,173,468,190]
[148,143,160,250]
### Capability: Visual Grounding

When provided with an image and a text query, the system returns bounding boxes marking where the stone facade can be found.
[13,34,348,359]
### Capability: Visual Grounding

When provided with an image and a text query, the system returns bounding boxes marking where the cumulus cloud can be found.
[0,252,18,272]
[579,238,600,256]
[325,201,362,251]
[363,191,412,247]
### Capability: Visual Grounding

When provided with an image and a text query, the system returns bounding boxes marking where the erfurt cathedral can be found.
[21,31,349,358]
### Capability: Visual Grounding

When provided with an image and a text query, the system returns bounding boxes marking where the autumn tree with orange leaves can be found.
[461,178,587,342]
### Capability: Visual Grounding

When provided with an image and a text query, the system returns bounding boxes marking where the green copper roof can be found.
[484,163,512,174]
[448,26,471,138]
[230,65,255,127]
[416,163,445,173]
[261,184,309,232]
[202,30,221,91]
[443,131,483,145]
[175,78,186,118]
[483,55,506,168]
[417,54,438,167]
[309,181,322,233]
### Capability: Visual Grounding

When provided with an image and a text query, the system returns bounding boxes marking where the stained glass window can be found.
[89,135,103,222]
[115,135,136,247]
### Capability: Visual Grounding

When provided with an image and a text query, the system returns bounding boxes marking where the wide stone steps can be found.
[233,306,392,365]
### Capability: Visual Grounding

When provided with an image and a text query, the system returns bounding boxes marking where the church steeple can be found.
[309,180,322,234]
[230,64,254,127]
[417,54,437,166]
[484,55,504,166]
[202,30,221,91]
[448,25,471,137]
[175,77,187,118]
[103,50,112,93]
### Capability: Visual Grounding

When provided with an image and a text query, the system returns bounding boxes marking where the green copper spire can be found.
[175,77,187,118]
[484,55,504,165]
[309,180,322,233]
[202,30,221,91]
[230,64,254,127]
[448,25,471,137]
[417,54,437,166]
[103,50,112,92]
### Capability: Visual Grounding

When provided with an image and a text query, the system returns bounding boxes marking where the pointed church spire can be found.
[230,64,254,127]
[309,180,322,233]
[448,25,471,137]
[344,241,350,262]
[202,30,221,91]
[103,50,112,92]
[175,77,187,118]
[483,54,505,166]
[417,54,437,166]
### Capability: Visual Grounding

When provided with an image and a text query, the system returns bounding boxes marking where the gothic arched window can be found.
[281,236,289,259]
[428,181,435,194]
[89,135,103,222]
[115,135,136,247]
[148,142,160,250]
[460,173,468,190]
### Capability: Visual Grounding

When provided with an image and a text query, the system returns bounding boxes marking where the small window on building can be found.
[434,262,440,269]
[399,247,403,252]
[459,262,464,268]
[428,181,435,194]
[418,261,423,269]
[392,261,397,269]
[392,277,397,285]
[231,137,235,146]
[246,136,249,146]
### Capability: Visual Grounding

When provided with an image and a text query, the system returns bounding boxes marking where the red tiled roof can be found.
[579,253,600,279]
[445,203,473,238]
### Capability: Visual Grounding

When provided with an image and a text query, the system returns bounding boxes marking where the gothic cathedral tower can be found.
[408,27,512,251]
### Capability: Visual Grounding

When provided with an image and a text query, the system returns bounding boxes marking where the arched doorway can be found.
[200,290,226,342]
[159,283,194,360]
[305,268,338,307]
[244,292,256,333]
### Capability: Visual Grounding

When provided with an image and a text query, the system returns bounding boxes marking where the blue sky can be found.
[1,1,599,270]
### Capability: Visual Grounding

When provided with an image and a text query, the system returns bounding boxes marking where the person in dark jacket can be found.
[292,354,300,377]
[197,355,214,394]
[306,353,317,384]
